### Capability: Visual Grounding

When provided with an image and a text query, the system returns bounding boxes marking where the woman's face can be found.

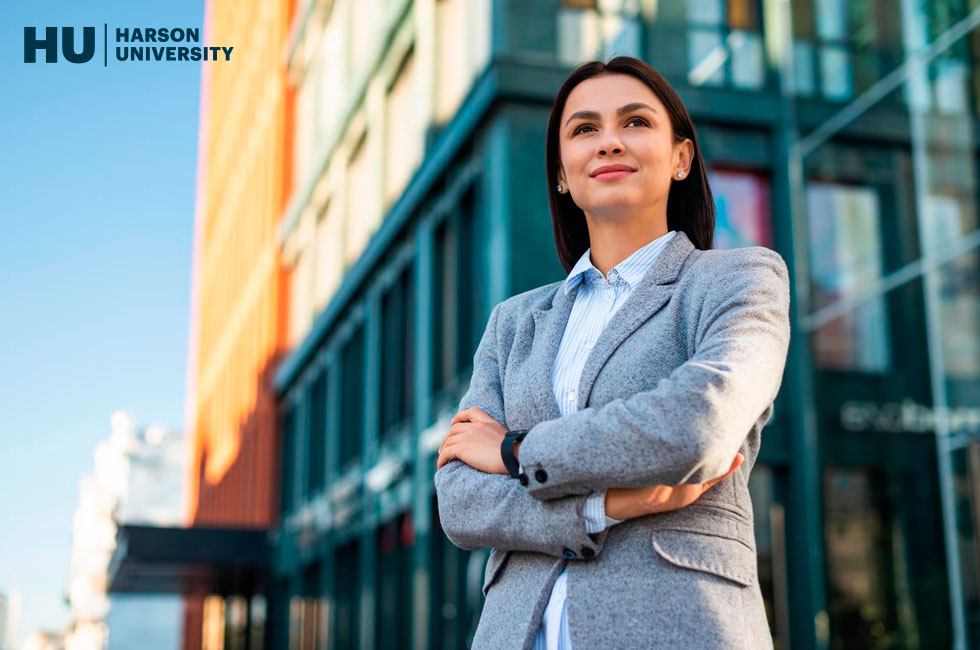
[556,73,692,219]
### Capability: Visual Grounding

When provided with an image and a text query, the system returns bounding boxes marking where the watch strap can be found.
[500,429,528,478]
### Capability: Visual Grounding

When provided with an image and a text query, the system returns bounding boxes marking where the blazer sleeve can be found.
[516,247,792,501]
[434,302,608,559]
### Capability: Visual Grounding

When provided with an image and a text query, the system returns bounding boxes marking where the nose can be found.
[598,138,623,156]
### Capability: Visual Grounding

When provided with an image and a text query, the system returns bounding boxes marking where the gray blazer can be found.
[434,230,790,649]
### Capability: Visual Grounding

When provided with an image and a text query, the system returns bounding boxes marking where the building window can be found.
[430,495,485,649]
[339,326,366,469]
[806,181,890,372]
[687,0,764,89]
[385,46,424,208]
[790,0,898,101]
[346,130,381,267]
[306,370,327,496]
[431,185,477,398]
[434,0,492,124]
[557,0,641,67]
[280,406,297,514]
[380,265,415,440]
[375,513,414,650]
[289,244,316,348]
[333,539,361,650]
[298,561,327,650]
[709,169,772,249]
[313,198,344,315]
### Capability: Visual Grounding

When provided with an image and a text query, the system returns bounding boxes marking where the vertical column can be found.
[411,222,435,649]
[899,0,968,646]
[765,0,828,648]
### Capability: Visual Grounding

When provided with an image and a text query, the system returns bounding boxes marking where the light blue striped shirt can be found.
[528,229,678,650]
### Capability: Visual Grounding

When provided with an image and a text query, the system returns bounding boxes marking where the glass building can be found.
[109,0,980,648]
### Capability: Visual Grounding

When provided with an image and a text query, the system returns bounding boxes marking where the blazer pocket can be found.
[650,528,757,588]
[482,549,510,597]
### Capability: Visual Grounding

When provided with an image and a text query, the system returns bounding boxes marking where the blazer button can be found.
[534,469,548,483]
[581,546,595,559]
[519,473,529,486]
[563,548,576,559]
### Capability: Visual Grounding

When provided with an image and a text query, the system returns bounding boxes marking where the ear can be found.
[674,138,694,177]
[556,162,567,191]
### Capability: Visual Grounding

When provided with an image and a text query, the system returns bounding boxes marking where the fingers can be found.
[451,407,490,425]
[438,421,474,455]
[436,440,457,470]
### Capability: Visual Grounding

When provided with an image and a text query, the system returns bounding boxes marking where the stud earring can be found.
[556,184,563,192]
[677,171,684,178]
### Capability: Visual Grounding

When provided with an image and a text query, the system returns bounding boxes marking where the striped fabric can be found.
[530,229,678,650]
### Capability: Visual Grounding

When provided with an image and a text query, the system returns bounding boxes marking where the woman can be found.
[434,56,789,650]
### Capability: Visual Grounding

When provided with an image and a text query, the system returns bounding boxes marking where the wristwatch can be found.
[500,429,529,479]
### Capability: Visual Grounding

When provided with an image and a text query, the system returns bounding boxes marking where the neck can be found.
[583,207,669,276]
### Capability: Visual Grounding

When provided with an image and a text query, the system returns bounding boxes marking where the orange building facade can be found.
[181,0,296,647]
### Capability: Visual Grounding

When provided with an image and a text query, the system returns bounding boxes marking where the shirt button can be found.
[581,547,595,559]
[519,473,529,486]
[535,468,549,483]
[563,548,576,559]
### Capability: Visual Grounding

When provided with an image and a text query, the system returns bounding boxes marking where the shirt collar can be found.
[563,230,678,295]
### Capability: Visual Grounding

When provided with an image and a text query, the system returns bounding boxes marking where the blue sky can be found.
[0,1,204,645]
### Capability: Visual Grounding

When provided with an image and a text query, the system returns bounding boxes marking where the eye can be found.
[572,117,650,136]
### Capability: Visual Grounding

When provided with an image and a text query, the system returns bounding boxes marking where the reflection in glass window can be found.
[333,540,361,650]
[686,0,763,89]
[709,170,772,249]
[557,0,640,67]
[375,513,415,650]
[380,265,415,439]
[806,182,890,371]
[822,466,951,648]
[339,326,365,469]
[307,371,327,496]
[748,466,789,649]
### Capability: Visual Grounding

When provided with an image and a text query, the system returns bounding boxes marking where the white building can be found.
[64,412,183,650]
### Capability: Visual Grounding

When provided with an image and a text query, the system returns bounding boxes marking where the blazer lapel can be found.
[576,230,696,411]
[524,230,697,424]
[528,282,578,423]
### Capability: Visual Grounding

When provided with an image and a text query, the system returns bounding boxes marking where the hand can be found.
[436,407,509,473]
[604,453,745,520]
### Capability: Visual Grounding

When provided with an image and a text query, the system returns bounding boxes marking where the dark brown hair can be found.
[546,56,715,272]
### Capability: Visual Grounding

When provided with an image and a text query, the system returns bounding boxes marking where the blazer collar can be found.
[527,230,696,420]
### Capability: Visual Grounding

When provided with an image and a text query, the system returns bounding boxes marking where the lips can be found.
[590,164,635,178]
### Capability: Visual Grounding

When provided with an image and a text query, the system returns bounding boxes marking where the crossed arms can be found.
[433,249,791,559]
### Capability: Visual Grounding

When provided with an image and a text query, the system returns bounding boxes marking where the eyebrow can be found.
[564,102,658,128]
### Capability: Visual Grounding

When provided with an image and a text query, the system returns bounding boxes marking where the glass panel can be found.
[688,29,726,87]
[748,466,790,650]
[820,45,854,100]
[281,407,296,514]
[333,540,361,650]
[710,169,772,249]
[308,372,327,495]
[687,0,723,25]
[340,327,365,468]
[380,265,415,438]
[730,30,764,89]
[823,465,951,648]
[805,182,889,372]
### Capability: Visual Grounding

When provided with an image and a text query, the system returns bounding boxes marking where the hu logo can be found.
[24,27,96,63]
